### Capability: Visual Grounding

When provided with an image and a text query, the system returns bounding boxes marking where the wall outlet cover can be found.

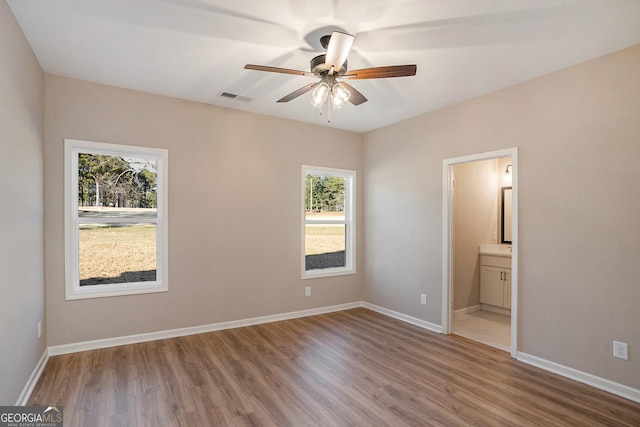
[613,341,628,360]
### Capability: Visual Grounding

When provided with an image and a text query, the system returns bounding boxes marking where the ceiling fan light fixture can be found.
[331,82,351,109]
[310,82,330,108]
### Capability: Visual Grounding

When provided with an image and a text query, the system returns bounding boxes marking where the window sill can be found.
[65,281,168,300]
[302,268,356,280]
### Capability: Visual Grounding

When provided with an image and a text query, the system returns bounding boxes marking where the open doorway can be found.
[442,148,518,358]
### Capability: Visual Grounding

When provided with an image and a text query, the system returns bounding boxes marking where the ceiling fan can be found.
[244,31,417,114]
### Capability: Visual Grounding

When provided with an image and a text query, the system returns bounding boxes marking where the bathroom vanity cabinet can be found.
[480,254,511,309]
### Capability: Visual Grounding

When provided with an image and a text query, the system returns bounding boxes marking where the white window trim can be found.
[302,165,356,279]
[64,138,169,300]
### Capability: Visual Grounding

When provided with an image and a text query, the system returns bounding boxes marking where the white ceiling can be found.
[8,0,640,133]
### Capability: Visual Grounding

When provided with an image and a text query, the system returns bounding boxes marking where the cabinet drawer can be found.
[480,255,511,269]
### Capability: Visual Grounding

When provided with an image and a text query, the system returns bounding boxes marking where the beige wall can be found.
[44,75,364,346]
[364,45,640,389]
[0,1,45,404]
[453,159,499,310]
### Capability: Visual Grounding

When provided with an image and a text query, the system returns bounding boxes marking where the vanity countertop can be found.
[478,244,512,257]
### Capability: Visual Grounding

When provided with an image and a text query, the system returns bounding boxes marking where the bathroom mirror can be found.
[501,186,512,244]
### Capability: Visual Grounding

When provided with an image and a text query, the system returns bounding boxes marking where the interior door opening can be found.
[442,148,518,358]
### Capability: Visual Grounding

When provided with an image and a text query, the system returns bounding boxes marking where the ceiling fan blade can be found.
[340,82,368,106]
[277,82,319,103]
[325,31,354,72]
[244,64,314,77]
[345,65,417,80]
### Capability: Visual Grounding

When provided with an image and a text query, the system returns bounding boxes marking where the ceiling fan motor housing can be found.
[311,54,348,75]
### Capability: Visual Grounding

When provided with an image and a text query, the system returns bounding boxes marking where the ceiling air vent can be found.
[219,92,252,102]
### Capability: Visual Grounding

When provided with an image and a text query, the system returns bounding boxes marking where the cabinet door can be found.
[480,265,504,307]
[503,269,512,309]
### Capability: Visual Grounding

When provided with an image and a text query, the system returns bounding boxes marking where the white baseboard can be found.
[363,302,442,334]
[454,304,481,317]
[16,348,49,406]
[517,352,640,404]
[481,304,511,316]
[48,301,363,356]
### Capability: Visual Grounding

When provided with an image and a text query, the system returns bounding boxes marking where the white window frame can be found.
[302,165,356,279]
[64,138,168,300]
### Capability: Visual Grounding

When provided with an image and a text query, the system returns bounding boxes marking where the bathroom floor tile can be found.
[453,310,510,351]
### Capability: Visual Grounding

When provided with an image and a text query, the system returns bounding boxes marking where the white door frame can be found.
[442,147,519,358]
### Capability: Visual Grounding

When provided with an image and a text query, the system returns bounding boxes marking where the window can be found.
[302,165,355,278]
[64,139,168,300]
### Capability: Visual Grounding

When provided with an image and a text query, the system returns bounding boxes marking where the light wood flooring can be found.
[28,308,640,426]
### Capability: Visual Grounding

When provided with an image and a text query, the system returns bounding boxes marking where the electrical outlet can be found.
[305,286,311,297]
[420,294,427,305]
[613,341,628,360]
[37,321,42,339]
